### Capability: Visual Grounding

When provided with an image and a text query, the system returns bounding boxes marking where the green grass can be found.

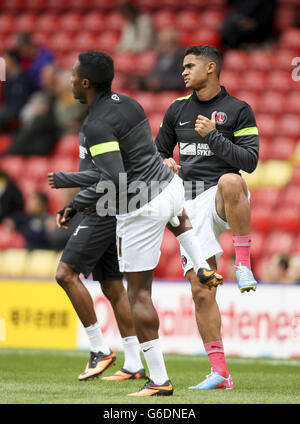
[0,348,300,404]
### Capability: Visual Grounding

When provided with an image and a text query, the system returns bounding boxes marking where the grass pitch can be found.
[0,348,300,404]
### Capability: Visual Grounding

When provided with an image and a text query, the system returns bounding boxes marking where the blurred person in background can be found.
[3,91,59,156]
[141,27,186,92]
[0,170,23,222]
[286,254,300,284]
[117,1,155,53]
[53,69,86,134]
[220,0,277,50]
[15,32,55,90]
[0,49,35,132]
[261,253,290,283]
[2,191,53,250]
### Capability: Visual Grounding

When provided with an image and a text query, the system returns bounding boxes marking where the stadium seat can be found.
[0,134,12,154]
[290,164,300,185]
[265,231,294,256]
[90,0,119,11]
[0,248,28,277]
[52,134,79,159]
[114,52,137,74]
[266,136,296,160]
[0,156,25,181]
[154,92,181,114]
[267,70,294,92]
[97,31,120,53]
[48,157,76,173]
[1,0,26,11]
[255,113,276,138]
[59,12,82,32]
[201,10,224,29]
[14,12,37,33]
[81,11,106,32]
[50,32,74,53]
[22,156,51,181]
[0,13,14,34]
[257,92,285,115]
[222,50,249,71]
[24,0,48,11]
[74,32,98,51]
[104,11,124,32]
[219,70,243,93]
[69,0,93,10]
[272,207,300,233]
[284,92,300,114]
[279,184,300,208]
[261,160,293,188]
[0,226,26,249]
[134,92,156,115]
[135,50,157,75]
[277,114,300,137]
[149,113,163,137]
[250,231,265,262]
[35,13,59,33]
[250,187,280,209]
[46,0,71,10]
[24,249,59,277]
[176,10,200,31]
[248,50,274,71]
[163,255,185,280]
[183,28,220,49]
[236,91,259,111]
[274,49,298,71]
[152,10,176,29]
[280,28,300,50]
[18,179,40,197]
[241,70,267,92]
[251,206,272,233]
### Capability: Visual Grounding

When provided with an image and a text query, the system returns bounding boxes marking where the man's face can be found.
[182,54,210,90]
[70,60,86,103]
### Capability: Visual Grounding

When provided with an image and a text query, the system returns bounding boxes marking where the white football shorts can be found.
[116,174,184,272]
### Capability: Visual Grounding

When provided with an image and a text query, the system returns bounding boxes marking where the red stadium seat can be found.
[69,0,93,9]
[90,0,119,10]
[50,32,74,53]
[105,12,124,32]
[114,52,137,74]
[274,5,297,31]
[257,92,285,115]
[135,51,157,75]
[0,134,12,154]
[222,50,249,71]
[154,92,180,114]
[97,31,120,53]
[241,70,267,92]
[153,10,176,29]
[0,226,26,249]
[250,231,265,261]
[22,156,51,181]
[255,114,276,138]
[0,14,14,34]
[47,0,71,10]
[49,157,77,173]
[74,32,98,51]
[236,91,259,111]
[134,92,156,115]
[149,113,164,137]
[290,165,300,185]
[1,0,26,10]
[219,70,243,93]
[274,49,298,71]
[59,12,82,32]
[265,231,295,256]
[0,156,25,181]
[36,13,60,33]
[277,114,300,137]
[279,184,300,208]
[250,187,280,209]
[201,10,224,29]
[272,207,300,233]
[266,136,296,160]
[14,13,37,33]
[176,10,200,31]
[267,70,294,92]
[18,179,40,197]
[251,206,272,233]
[24,0,48,10]
[182,28,220,49]
[248,50,274,71]
[81,11,106,32]
[292,234,300,253]
[257,137,272,161]
[284,92,300,114]
[280,28,300,50]
[163,255,185,280]
[52,134,79,159]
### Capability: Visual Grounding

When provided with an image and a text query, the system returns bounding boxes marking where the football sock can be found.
[176,229,209,271]
[232,235,251,268]
[122,336,144,373]
[140,338,169,385]
[204,340,229,378]
[85,322,111,355]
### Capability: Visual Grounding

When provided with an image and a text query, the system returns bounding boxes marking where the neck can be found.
[195,81,221,101]
[86,90,98,107]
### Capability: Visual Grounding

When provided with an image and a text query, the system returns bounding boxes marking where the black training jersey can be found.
[155,86,259,195]
[66,89,173,212]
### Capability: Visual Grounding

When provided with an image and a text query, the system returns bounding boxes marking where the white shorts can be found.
[180,184,250,275]
[116,174,185,272]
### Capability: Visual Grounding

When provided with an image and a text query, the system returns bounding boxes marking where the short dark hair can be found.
[184,45,222,77]
[78,50,114,92]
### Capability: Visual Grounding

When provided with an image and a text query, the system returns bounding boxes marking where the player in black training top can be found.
[53,50,223,397]
[155,45,259,390]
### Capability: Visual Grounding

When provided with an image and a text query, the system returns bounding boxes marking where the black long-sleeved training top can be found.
[155,86,259,197]
[55,89,173,213]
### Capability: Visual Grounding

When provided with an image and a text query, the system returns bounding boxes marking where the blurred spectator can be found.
[2,192,53,250]
[15,32,55,89]
[261,253,290,283]
[286,254,300,283]
[53,69,86,134]
[3,91,59,156]
[220,0,277,50]
[140,28,185,92]
[0,170,23,222]
[0,49,35,131]
[117,1,155,53]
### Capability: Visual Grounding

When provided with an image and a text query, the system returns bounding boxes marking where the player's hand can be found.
[48,172,56,188]
[195,111,217,137]
[56,207,72,229]
[163,158,181,173]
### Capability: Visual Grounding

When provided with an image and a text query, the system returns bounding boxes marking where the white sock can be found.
[176,229,209,271]
[85,322,110,355]
[122,336,144,372]
[140,338,169,385]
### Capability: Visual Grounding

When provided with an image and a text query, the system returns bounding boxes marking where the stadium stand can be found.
[0,0,300,282]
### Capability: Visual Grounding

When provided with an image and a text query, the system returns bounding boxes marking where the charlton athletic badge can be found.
[216,111,227,124]
[181,255,187,268]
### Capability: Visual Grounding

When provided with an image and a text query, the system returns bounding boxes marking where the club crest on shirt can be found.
[181,255,188,268]
[216,111,227,124]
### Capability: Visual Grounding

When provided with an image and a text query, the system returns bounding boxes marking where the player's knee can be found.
[218,173,244,200]
[55,263,73,289]
[190,278,214,304]
[101,281,124,303]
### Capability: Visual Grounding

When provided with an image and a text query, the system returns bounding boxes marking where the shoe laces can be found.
[235,263,252,280]
[89,351,104,368]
